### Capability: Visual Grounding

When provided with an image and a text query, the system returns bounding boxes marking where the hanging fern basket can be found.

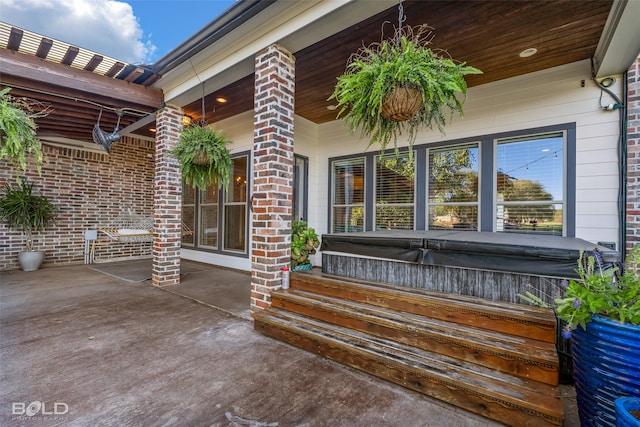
[381,85,423,122]
[170,125,232,190]
[191,149,211,166]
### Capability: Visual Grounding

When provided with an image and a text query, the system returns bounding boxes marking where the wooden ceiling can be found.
[1,0,614,143]
[184,0,613,127]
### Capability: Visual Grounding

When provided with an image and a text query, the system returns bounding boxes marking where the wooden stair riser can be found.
[271,292,559,386]
[291,274,556,343]
[254,313,563,427]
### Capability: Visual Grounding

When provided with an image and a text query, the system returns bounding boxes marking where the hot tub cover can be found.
[320,230,620,278]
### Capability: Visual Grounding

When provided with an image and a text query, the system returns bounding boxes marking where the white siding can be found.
[313,59,622,248]
[187,59,624,269]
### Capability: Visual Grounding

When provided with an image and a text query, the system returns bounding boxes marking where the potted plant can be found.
[171,124,232,190]
[329,24,481,156]
[520,247,640,426]
[291,220,320,271]
[0,88,49,173]
[0,178,56,271]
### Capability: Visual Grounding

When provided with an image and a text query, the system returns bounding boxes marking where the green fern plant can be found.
[0,88,49,173]
[171,125,232,190]
[0,178,56,251]
[329,25,481,156]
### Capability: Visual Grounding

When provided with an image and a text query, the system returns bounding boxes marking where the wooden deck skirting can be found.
[254,271,564,426]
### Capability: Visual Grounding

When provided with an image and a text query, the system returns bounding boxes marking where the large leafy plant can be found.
[0,178,56,251]
[0,88,50,173]
[520,246,640,338]
[171,125,232,190]
[291,220,320,268]
[329,25,481,156]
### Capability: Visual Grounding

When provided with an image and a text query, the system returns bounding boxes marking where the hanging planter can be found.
[329,3,481,156]
[381,85,423,121]
[171,81,233,190]
[171,125,232,190]
[0,88,50,174]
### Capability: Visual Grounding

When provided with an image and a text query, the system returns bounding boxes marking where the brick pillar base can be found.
[626,57,640,255]
[152,105,183,286]
[251,44,295,312]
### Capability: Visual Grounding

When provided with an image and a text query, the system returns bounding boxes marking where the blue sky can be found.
[0,0,237,64]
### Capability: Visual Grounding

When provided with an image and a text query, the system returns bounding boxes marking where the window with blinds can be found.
[428,144,479,230]
[332,158,365,233]
[375,154,415,230]
[496,133,564,235]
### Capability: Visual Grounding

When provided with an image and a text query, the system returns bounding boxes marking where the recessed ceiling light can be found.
[519,48,537,58]
[216,97,227,103]
[327,104,337,111]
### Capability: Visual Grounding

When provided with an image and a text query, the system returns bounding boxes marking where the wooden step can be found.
[254,309,564,427]
[290,271,557,343]
[271,288,559,385]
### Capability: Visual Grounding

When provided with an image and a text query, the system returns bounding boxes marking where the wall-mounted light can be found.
[183,115,192,126]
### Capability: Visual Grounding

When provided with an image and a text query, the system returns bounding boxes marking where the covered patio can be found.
[1,263,582,425]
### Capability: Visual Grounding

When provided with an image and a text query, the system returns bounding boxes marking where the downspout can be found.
[593,68,628,262]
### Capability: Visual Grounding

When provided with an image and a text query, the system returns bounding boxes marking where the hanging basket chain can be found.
[396,0,406,47]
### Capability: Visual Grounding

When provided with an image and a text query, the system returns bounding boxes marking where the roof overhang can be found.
[593,0,640,78]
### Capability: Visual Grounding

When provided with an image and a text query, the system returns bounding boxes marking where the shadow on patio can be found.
[0,260,516,426]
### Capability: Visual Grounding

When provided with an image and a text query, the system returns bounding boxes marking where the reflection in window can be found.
[182,184,195,246]
[199,185,219,248]
[332,158,365,233]
[496,133,563,235]
[224,156,248,252]
[428,144,479,230]
[375,154,414,230]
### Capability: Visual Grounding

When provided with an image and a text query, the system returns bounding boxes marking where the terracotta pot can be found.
[381,86,423,121]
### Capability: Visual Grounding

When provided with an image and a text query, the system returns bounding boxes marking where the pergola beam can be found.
[0,47,163,109]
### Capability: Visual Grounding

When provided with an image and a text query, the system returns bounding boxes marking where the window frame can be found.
[181,150,251,257]
[328,123,576,236]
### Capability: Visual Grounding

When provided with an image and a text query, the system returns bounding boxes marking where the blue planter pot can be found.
[571,315,640,427]
[291,264,312,272]
[616,397,640,427]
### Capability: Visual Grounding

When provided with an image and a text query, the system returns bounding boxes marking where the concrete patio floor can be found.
[1,260,578,426]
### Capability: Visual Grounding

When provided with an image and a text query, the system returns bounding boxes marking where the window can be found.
[428,144,479,230]
[182,152,250,255]
[496,133,564,235]
[182,184,196,246]
[199,185,219,248]
[375,153,415,230]
[223,156,248,252]
[332,158,365,233]
[293,155,309,221]
[329,123,574,236]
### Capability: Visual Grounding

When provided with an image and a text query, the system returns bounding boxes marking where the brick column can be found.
[251,44,295,311]
[152,104,183,286]
[627,57,640,255]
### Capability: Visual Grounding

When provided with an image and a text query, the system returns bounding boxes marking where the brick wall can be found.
[627,56,640,254]
[0,136,155,270]
[251,44,295,311]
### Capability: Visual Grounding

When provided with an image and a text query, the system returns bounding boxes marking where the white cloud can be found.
[1,0,156,63]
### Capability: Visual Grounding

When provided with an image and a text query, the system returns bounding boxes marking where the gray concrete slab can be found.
[0,262,578,426]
